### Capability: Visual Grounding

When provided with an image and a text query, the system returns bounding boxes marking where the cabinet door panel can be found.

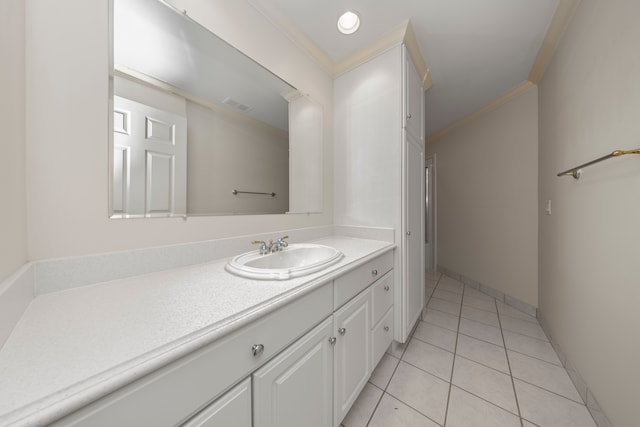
[402,135,425,340]
[334,290,371,426]
[253,317,333,427]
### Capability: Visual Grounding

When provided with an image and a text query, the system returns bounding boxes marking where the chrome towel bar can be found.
[232,189,276,197]
[557,148,640,179]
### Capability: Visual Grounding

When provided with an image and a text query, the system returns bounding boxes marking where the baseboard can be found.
[433,264,612,427]
[537,313,613,427]
[435,265,537,317]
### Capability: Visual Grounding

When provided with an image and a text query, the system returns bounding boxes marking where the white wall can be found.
[25,0,333,260]
[538,1,640,425]
[427,87,539,307]
[0,0,27,281]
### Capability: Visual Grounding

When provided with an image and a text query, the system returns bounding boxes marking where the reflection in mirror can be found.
[111,0,322,217]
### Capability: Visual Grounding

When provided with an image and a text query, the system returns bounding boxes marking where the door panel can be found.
[113,96,186,217]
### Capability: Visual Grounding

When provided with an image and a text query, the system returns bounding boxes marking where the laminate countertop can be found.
[0,236,394,426]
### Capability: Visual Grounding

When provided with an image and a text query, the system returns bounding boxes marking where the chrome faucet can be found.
[271,235,289,252]
[252,240,269,255]
[252,235,289,254]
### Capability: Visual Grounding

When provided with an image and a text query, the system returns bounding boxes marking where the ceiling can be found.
[248,0,561,139]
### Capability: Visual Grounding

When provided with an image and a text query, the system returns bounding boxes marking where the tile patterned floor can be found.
[341,271,598,427]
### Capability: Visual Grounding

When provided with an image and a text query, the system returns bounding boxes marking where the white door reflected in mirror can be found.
[110,0,323,218]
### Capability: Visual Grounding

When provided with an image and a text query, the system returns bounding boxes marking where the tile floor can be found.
[340,271,598,427]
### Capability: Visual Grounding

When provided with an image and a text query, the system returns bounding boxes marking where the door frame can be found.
[425,154,437,270]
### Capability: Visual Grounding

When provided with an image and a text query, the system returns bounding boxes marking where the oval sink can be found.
[225,244,344,280]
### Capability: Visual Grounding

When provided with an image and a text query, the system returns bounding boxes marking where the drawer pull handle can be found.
[384,326,390,332]
[252,344,264,357]
[328,337,337,345]
[372,269,378,276]
[384,285,390,291]
[338,327,346,335]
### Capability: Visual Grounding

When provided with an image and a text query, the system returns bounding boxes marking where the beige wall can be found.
[538,1,640,426]
[186,101,289,215]
[427,87,539,307]
[25,0,333,261]
[0,0,27,281]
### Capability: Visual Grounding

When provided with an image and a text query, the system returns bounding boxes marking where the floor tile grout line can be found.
[363,383,385,427]
[382,389,446,426]
[454,352,511,376]
[449,383,522,419]
[442,282,465,427]
[503,347,563,368]
[410,331,455,353]
[496,297,525,427]
[513,376,591,406]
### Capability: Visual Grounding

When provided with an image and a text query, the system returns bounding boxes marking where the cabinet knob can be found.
[384,285,390,291]
[252,344,264,357]
[338,327,346,335]
[407,113,412,119]
[372,269,378,276]
[328,337,337,345]
[384,326,390,332]
[406,231,411,236]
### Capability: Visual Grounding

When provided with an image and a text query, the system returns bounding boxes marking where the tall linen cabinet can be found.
[334,45,425,343]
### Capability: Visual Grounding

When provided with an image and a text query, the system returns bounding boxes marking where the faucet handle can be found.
[252,240,268,254]
[277,235,289,247]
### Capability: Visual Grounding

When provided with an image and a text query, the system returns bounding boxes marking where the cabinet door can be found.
[253,317,333,427]
[401,135,425,341]
[334,289,371,426]
[403,48,424,141]
[181,378,251,427]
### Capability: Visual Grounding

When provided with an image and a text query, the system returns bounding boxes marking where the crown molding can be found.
[428,0,579,143]
[333,22,408,77]
[246,0,335,76]
[427,81,536,144]
[403,21,432,90]
[528,0,581,83]
[246,2,430,85]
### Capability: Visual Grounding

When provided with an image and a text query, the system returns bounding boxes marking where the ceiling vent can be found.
[222,97,252,113]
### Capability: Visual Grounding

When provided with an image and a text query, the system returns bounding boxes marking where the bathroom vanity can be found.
[0,235,395,427]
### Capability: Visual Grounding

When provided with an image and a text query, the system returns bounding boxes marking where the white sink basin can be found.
[225,244,344,280]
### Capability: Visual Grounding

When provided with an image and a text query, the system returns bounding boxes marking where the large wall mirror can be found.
[110,0,323,218]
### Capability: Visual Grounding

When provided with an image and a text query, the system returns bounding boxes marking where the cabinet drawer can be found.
[181,377,251,427]
[55,283,332,427]
[371,271,393,326]
[371,307,394,368]
[334,251,393,310]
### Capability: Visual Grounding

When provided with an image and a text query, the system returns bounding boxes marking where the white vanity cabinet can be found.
[334,43,425,344]
[53,283,333,427]
[253,252,394,427]
[253,318,334,427]
[371,272,394,366]
[333,288,371,425]
[51,251,394,427]
[181,377,251,427]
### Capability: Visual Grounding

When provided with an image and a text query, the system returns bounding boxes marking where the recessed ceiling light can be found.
[337,11,360,35]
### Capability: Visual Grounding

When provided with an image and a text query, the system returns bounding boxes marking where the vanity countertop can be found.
[0,236,394,426]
